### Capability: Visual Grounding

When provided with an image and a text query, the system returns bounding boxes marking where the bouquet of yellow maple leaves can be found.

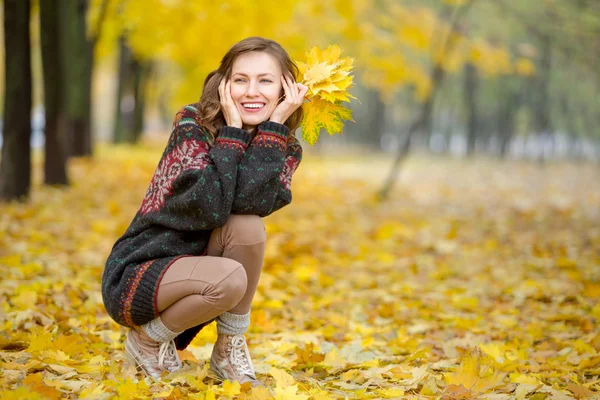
[297,45,356,145]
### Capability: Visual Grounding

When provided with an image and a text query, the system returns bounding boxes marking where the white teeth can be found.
[242,103,264,109]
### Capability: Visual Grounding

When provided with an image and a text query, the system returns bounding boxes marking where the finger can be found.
[291,78,302,104]
[219,79,226,104]
[280,76,291,101]
[226,80,235,105]
[298,83,309,100]
[285,75,298,103]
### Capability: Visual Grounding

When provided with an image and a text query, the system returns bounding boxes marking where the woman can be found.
[101,37,308,386]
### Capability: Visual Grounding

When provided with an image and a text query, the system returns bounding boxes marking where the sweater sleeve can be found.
[138,106,251,231]
[231,120,303,217]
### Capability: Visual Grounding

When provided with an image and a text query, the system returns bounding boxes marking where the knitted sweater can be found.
[101,104,302,350]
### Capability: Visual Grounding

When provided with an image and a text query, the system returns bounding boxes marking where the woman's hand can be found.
[269,75,308,125]
[219,78,243,128]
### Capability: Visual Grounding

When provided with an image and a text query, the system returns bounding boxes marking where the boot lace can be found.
[227,335,255,376]
[158,340,180,370]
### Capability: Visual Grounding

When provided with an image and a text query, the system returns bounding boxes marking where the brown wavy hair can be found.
[197,37,303,144]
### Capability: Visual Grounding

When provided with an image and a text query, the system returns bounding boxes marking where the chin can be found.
[242,116,265,127]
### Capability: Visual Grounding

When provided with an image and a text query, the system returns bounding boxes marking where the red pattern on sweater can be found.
[279,154,300,191]
[140,139,210,215]
[120,259,154,327]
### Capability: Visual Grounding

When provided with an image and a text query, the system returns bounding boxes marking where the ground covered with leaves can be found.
[0,143,599,399]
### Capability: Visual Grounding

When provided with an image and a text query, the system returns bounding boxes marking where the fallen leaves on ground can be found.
[1,143,599,399]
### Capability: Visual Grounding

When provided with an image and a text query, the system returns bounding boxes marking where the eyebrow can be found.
[232,73,275,78]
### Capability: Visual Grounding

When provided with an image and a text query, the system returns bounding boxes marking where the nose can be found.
[246,80,259,97]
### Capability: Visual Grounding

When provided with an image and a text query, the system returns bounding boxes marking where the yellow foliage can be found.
[323,347,347,370]
[444,349,506,394]
[273,385,309,400]
[219,380,241,397]
[1,147,598,398]
[297,45,356,145]
[300,98,353,145]
[269,367,296,388]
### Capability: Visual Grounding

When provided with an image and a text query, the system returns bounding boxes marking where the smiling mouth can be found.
[241,102,266,110]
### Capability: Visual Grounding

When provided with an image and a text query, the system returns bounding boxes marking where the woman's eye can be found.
[234,79,245,82]
[261,79,272,83]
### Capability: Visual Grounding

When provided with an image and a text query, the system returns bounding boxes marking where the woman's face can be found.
[230,51,283,130]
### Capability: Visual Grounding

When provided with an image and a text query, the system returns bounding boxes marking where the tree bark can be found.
[366,89,386,149]
[40,0,69,185]
[114,36,132,143]
[59,0,87,157]
[464,63,479,156]
[498,90,518,159]
[132,60,151,143]
[80,0,109,156]
[0,0,32,201]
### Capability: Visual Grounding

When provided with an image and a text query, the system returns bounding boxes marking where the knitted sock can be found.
[216,311,251,335]
[141,316,182,343]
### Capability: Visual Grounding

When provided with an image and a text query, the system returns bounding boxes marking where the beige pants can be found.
[155,214,266,332]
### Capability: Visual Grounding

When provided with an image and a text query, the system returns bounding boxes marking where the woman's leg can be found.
[155,256,248,332]
[126,255,247,378]
[205,214,266,386]
[136,213,265,342]
[206,214,266,315]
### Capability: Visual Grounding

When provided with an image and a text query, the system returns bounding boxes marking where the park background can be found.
[0,0,599,399]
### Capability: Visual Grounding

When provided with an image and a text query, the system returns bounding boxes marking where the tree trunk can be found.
[132,60,151,143]
[367,89,386,149]
[40,0,69,185]
[378,1,476,200]
[81,0,109,155]
[464,63,479,156]
[0,0,32,201]
[378,63,443,200]
[534,36,553,163]
[498,91,518,159]
[60,0,88,157]
[114,36,132,143]
[81,27,94,156]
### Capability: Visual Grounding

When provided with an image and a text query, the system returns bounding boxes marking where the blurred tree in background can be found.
[0,0,598,201]
[0,0,31,201]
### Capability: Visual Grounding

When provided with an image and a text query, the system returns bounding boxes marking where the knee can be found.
[215,264,248,310]
[223,214,266,245]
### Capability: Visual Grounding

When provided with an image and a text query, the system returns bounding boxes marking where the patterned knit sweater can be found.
[101,104,302,350]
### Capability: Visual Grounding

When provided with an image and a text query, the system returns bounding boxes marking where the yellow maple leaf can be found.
[11,290,38,310]
[248,386,274,400]
[296,45,356,145]
[115,378,148,398]
[303,62,336,86]
[274,385,309,400]
[444,349,506,394]
[311,81,341,96]
[27,330,53,354]
[22,373,63,400]
[319,90,354,104]
[269,366,296,388]
[322,347,347,369]
[205,389,217,400]
[378,388,406,398]
[300,98,353,146]
[0,386,47,400]
[220,380,241,397]
[78,383,107,399]
[53,334,88,357]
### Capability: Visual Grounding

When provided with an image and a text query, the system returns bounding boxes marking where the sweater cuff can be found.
[217,126,252,149]
[257,121,290,142]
